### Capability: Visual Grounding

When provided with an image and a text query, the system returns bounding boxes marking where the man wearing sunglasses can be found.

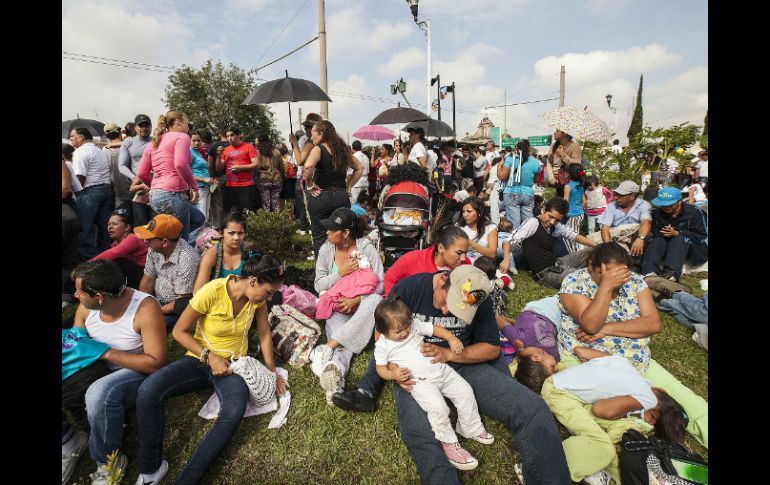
[335,266,570,484]
[118,114,153,185]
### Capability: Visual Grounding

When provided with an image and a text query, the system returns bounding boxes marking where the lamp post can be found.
[406,0,432,118]
[606,93,618,138]
[431,74,441,121]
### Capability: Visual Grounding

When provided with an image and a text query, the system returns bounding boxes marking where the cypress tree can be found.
[627,74,643,141]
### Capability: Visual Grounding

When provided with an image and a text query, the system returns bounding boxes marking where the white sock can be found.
[141,462,166,482]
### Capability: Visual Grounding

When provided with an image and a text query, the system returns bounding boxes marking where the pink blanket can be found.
[315,268,379,320]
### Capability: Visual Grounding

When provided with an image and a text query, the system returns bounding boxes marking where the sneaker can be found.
[513,462,525,484]
[90,452,128,485]
[331,389,377,412]
[62,430,89,485]
[582,469,613,485]
[309,344,334,377]
[133,459,169,485]
[440,442,478,471]
[320,361,344,394]
[643,275,691,299]
[467,430,495,445]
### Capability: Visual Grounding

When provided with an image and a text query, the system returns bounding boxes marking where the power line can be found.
[484,97,559,109]
[62,51,175,71]
[62,55,173,73]
[250,36,319,74]
[252,0,311,69]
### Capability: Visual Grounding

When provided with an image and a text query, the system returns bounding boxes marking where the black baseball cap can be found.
[135,114,152,125]
[320,207,357,232]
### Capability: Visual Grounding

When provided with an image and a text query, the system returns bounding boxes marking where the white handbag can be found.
[198,301,277,407]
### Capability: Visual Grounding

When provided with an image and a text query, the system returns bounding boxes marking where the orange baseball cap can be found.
[134,214,183,240]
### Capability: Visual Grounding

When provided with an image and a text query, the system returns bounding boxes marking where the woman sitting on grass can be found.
[558,242,708,449]
[193,210,256,293]
[88,208,147,288]
[135,254,287,485]
[455,197,498,263]
[311,207,384,403]
[515,344,688,484]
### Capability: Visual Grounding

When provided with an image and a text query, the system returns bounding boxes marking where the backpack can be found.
[268,304,322,367]
[619,429,708,485]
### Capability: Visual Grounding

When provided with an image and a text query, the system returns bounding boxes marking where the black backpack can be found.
[619,429,708,485]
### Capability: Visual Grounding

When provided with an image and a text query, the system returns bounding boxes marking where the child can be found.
[582,175,613,235]
[350,190,370,218]
[532,194,544,217]
[473,256,516,362]
[373,296,494,471]
[562,163,586,253]
[496,218,517,274]
[498,295,560,367]
[515,345,688,484]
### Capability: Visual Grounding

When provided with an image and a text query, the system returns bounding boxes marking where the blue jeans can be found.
[393,355,571,484]
[137,356,250,483]
[76,184,114,259]
[503,191,534,230]
[85,368,147,464]
[149,189,203,242]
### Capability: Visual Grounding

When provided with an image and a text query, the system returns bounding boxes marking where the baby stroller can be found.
[378,181,431,268]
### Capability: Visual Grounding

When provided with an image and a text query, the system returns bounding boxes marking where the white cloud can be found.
[378,47,424,76]
[645,66,708,128]
[534,44,681,86]
[225,0,274,12]
[584,0,631,14]
[326,5,413,56]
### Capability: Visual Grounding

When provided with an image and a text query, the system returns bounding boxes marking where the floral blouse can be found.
[558,268,651,373]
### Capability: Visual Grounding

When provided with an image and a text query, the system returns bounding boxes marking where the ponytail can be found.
[152,114,168,149]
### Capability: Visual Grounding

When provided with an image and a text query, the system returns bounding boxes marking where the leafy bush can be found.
[244,207,301,259]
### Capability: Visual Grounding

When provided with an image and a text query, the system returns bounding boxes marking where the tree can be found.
[700,110,708,149]
[163,59,280,142]
[627,74,644,142]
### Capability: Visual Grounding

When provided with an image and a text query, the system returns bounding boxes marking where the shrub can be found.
[244,207,301,259]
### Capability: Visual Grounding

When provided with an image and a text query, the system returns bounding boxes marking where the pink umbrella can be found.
[352,125,396,141]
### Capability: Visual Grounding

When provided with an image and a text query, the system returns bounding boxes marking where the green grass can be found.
[66,270,707,484]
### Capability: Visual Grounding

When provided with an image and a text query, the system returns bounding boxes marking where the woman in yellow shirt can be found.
[135,254,286,484]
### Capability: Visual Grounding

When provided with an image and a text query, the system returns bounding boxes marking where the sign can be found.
[501,137,520,149]
[528,135,553,147]
[431,99,439,112]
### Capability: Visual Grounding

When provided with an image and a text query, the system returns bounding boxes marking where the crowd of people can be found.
[62,111,708,485]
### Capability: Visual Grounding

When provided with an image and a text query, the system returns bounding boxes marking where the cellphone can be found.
[670,458,708,484]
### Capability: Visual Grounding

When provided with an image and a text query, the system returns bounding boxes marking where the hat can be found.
[613,180,640,195]
[445,266,493,324]
[103,122,120,133]
[134,114,152,125]
[133,214,183,240]
[301,113,323,127]
[320,207,357,232]
[651,187,682,207]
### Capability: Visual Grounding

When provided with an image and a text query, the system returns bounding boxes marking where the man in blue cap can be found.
[642,187,708,281]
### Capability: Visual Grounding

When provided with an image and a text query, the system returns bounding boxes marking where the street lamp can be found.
[606,93,618,138]
[431,74,440,121]
[405,0,432,118]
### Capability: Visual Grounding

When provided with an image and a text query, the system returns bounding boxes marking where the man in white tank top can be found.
[66,260,167,485]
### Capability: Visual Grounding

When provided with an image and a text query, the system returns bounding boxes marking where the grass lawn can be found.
[65,269,707,484]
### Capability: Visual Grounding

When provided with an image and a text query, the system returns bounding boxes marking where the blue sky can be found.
[62,0,707,144]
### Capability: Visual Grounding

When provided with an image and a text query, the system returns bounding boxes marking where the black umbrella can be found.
[369,105,430,125]
[62,118,105,138]
[242,70,332,132]
[402,119,454,138]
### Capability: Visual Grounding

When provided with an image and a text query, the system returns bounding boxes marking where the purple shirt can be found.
[502,310,559,362]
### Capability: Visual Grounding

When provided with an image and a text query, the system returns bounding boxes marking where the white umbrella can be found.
[541,106,611,143]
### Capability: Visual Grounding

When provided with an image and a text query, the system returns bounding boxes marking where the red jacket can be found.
[383,245,470,296]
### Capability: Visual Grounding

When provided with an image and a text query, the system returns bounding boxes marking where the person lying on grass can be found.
[514,343,688,484]
[373,296,494,471]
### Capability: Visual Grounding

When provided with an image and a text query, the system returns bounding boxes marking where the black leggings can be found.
[306,188,351,255]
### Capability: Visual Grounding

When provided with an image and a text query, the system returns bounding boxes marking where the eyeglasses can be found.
[462,288,488,306]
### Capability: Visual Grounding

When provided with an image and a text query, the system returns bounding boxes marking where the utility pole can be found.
[318,0,329,119]
[298,107,302,133]
[431,73,441,121]
[559,65,565,107]
[451,82,456,139]
[503,89,507,135]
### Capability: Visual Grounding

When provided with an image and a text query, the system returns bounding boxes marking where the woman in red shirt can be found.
[89,208,148,288]
[382,225,471,296]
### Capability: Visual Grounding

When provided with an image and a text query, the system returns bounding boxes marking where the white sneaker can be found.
[320,361,344,394]
[134,459,169,485]
[467,429,495,445]
[90,452,128,485]
[513,462,525,484]
[583,469,613,485]
[309,344,334,377]
[62,430,89,485]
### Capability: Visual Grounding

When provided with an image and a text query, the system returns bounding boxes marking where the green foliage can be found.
[582,141,644,188]
[700,110,708,149]
[163,59,280,142]
[244,207,301,259]
[636,123,701,161]
[627,74,644,141]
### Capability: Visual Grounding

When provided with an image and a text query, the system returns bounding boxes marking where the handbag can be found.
[197,301,277,407]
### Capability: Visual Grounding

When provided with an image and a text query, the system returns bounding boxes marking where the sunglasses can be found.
[112,208,129,216]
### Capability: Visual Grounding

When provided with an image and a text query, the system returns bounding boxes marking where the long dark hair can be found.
[567,162,586,185]
[456,197,489,242]
[241,253,284,285]
[314,120,352,174]
[652,388,689,444]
